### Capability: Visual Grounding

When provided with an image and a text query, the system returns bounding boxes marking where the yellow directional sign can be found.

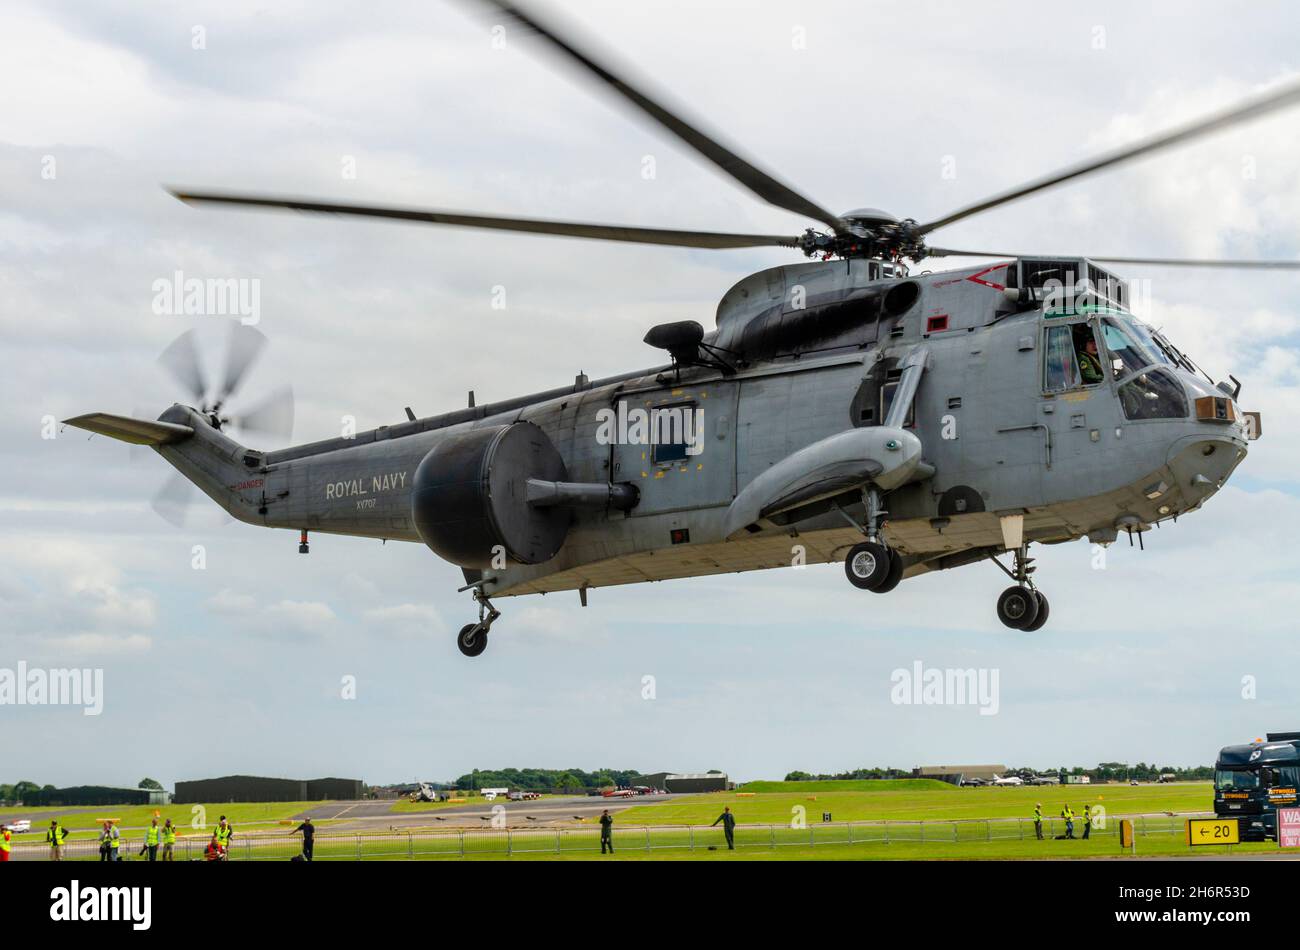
[1120,819,1134,849]
[1187,818,1239,846]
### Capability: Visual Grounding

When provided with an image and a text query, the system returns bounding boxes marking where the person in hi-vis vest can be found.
[215,816,234,860]
[100,820,121,861]
[47,820,68,860]
[141,818,161,861]
[162,819,177,861]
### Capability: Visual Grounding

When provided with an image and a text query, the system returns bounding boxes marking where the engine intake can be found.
[411,421,569,568]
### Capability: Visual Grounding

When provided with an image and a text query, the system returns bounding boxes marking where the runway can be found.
[293,795,677,831]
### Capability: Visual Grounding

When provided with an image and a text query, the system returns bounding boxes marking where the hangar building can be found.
[23,785,172,807]
[640,771,729,793]
[174,775,363,803]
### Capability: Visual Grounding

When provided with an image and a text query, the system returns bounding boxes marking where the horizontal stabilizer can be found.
[63,412,194,446]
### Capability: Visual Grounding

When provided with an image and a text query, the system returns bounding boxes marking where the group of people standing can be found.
[1033,802,1093,840]
[98,816,187,861]
[21,813,314,862]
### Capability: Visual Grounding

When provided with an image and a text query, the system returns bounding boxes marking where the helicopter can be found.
[66,0,1295,656]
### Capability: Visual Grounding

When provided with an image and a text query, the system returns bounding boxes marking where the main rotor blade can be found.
[229,385,295,443]
[919,79,1300,235]
[170,191,800,249]
[215,325,267,407]
[456,0,844,232]
[928,246,1300,269]
[157,329,208,403]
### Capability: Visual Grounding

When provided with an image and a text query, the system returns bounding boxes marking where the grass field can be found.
[0,801,327,840]
[618,781,1212,825]
[400,836,1281,861]
[5,781,1258,862]
[738,779,954,793]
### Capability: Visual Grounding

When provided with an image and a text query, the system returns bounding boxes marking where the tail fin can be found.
[63,413,193,446]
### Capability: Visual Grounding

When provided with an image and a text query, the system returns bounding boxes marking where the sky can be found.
[3,0,1300,790]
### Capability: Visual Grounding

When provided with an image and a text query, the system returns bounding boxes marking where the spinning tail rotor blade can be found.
[157,329,208,403]
[229,385,295,442]
[151,471,199,528]
[216,325,268,406]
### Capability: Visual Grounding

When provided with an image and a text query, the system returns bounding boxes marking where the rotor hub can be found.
[798,213,927,263]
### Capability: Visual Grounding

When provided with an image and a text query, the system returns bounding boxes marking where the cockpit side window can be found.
[1043,322,1102,392]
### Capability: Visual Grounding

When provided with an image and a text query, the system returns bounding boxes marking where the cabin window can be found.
[1043,323,1102,392]
[879,377,915,427]
[650,402,698,463]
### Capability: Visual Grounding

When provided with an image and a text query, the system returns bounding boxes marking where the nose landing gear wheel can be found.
[457,623,488,657]
[996,585,1040,630]
[845,541,891,590]
[1022,591,1050,631]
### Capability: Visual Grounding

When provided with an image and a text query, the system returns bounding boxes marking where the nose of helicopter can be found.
[1164,420,1250,513]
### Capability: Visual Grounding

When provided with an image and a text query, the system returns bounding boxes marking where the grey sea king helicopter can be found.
[67,0,1299,655]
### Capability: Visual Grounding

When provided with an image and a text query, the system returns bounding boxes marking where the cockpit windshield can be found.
[1100,316,1168,379]
[1214,769,1259,791]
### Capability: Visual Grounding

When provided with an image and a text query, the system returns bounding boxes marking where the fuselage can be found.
[156,256,1251,598]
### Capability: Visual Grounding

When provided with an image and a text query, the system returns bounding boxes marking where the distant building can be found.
[23,785,172,807]
[640,771,729,793]
[913,764,1007,785]
[174,775,363,804]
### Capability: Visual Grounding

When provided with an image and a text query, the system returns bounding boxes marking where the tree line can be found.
[449,767,646,791]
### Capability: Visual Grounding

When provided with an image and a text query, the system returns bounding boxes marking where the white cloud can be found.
[262,599,336,635]
[203,588,257,614]
[359,603,446,639]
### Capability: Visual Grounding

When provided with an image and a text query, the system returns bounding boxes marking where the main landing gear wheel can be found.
[457,623,488,657]
[872,548,905,594]
[845,541,891,590]
[456,587,501,657]
[1022,590,1050,632]
[996,585,1040,630]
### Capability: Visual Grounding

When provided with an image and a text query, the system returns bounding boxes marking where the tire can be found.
[996,585,1040,629]
[845,542,891,590]
[872,548,905,594]
[1022,591,1050,631]
[457,623,488,657]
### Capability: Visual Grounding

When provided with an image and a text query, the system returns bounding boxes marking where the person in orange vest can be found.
[214,816,233,860]
[204,833,223,861]
[0,824,12,862]
[99,820,121,861]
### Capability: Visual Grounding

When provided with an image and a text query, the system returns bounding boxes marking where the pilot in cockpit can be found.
[1074,325,1104,385]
